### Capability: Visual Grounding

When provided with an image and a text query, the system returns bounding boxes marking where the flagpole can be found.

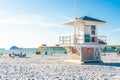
[74,0,76,18]
[74,0,76,44]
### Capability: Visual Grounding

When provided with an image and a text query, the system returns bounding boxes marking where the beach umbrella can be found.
[38,46,46,51]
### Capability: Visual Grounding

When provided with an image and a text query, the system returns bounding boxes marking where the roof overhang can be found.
[63,19,106,26]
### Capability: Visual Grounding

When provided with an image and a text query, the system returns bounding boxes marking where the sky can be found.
[0,0,120,49]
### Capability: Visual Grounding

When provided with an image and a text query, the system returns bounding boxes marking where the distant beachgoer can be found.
[45,51,47,55]
[51,53,53,55]
[39,51,41,55]
[20,52,23,57]
[36,51,41,55]
[64,52,67,54]
[12,52,14,55]
[9,54,11,57]
[17,54,19,56]
[23,53,26,57]
[9,53,14,58]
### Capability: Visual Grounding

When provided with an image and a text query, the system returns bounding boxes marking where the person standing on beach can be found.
[45,51,47,55]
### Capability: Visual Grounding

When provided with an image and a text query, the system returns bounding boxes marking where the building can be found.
[107,45,120,49]
[59,16,107,63]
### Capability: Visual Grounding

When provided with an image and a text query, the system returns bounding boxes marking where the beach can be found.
[0,54,120,80]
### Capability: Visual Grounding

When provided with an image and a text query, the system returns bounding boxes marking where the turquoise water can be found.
[0,47,67,54]
[103,48,119,53]
[40,47,67,54]
[0,47,118,55]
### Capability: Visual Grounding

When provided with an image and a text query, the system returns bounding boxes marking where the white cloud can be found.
[113,28,120,32]
[0,14,62,27]
[0,28,59,49]
[0,13,72,49]
[55,15,73,21]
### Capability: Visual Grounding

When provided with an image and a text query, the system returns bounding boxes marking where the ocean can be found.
[0,47,67,55]
[0,47,118,55]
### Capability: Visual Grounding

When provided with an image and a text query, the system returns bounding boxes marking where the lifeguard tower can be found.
[59,16,107,63]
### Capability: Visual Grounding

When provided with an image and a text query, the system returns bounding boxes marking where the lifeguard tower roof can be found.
[64,16,106,26]
[78,16,106,23]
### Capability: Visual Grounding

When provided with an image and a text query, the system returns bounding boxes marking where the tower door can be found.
[94,48,100,60]
[75,25,84,43]
[81,47,94,61]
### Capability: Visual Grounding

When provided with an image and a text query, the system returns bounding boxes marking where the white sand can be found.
[0,54,120,80]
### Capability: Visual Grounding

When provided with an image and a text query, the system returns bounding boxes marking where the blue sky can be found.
[0,0,120,49]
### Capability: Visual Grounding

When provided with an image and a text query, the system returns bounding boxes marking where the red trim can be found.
[82,48,93,54]
[69,47,77,54]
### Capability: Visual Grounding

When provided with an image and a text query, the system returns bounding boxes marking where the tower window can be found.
[91,25,96,30]
[84,34,90,42]
[91,31,95,35]
[91,25,96,35]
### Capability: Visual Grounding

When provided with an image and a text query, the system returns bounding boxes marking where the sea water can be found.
[1,47,118,55]
[0,47,67,55]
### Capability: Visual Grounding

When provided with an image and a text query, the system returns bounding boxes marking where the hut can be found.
[59,16,107,63]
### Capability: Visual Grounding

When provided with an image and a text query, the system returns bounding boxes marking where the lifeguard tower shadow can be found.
[85,62,120,67]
